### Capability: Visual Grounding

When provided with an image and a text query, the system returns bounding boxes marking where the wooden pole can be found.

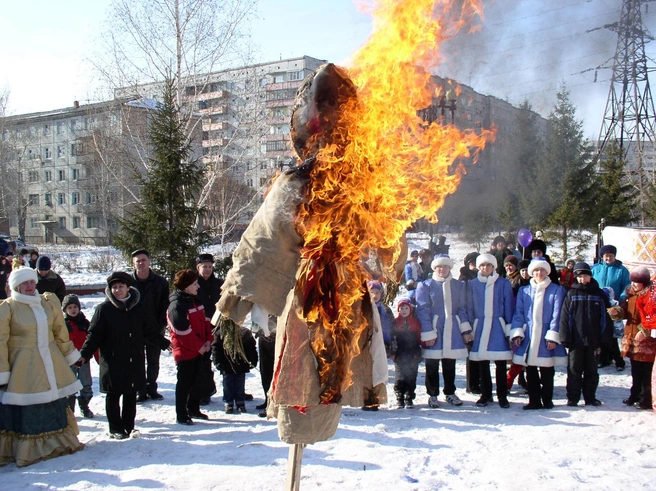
[285,443,305,491]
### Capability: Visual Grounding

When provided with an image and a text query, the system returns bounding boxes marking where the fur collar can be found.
[105,286,141,310]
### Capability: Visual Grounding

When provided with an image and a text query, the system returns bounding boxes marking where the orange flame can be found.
[297,0,495,403]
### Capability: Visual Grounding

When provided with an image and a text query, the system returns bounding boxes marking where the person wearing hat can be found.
[35,255,67,304]
[526,239,559,284]
[167,270,214,425]
[130,249,170,402]
[491,236,510,277]
[17,248,30,267]
[510,258,567,410]
[62,294,95,418]
[592,244,630,370]
[467,253,515,408]
[416,255,472,407]
[0,267,84,466]
[459,251,481,394]
[503,255,522,296]
[79,271,171,439]
[390,298,423,408]
[620,266,656,410]
[404,250,422,301]
[559,259,577,290]
[559,262,614,407]
[194,253,223,406]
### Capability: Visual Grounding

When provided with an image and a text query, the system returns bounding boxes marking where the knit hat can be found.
[410,250,419,258]
[62,294,81,310]
[602,286,615,301]
[107,271,133,287]
[173,269,198,291]
[196,253,214,264]
[599,244,617,257]
[18,248,29,256]
[518,259,530,271]
[397,298,413,311]
[503,255,519,266]
[630,266,651,285]
[8,267,38,291]
[431,254,453,270]
[566,258,576,266]
[528,257,551,276]
[476,253,497,270]
[492,235,506,246]
[35,255,51,271]
[367,280,383,292]
[464,252,480,267]
[528,239,547,255]
[573,261,592,277]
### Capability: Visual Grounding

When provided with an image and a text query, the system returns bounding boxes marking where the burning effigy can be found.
[213,0,495,447]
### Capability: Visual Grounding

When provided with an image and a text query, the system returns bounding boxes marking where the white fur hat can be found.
[9,267,38,291]
[476,253,497,270]
[527,258,551,276]
[431,254,454,270]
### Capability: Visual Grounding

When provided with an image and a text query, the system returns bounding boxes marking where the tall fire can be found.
[296,0,495,404]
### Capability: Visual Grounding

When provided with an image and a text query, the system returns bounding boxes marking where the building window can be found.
[246,178,253,187]
[71,192,80,205]
[72,216,80,229]
[259,177,268,187]
[85,192,96,204]
[58,170,66,181]
[29,218,38,228]
[58,193,65,205]
[246,162,252,171]
[87,216,100,228]
[28,171,39,182]
[44,147,51,159]
[28,194,39,206]
[72,168,79,180]
[57,146,65,158]
[289,71,303,81]
[71,144,77,156]
[273,74,284,83]
[45,170,52,181]
[58,217,66,229]
[43,124,50,135]
[56,122,64,135]
[45,193,52,206]
[265,140,288,152]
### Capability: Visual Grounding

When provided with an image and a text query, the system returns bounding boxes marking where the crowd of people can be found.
[389,236,656,413]
[0,236,654,468]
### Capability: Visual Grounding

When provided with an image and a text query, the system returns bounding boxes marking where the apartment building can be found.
[0,99,151,245]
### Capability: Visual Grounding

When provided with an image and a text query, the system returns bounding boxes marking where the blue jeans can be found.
[222,373,246,407]
[71,361,93,403]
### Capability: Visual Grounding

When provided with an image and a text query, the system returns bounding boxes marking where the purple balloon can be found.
[517,228,533,248]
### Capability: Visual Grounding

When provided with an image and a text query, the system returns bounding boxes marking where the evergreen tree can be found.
[544,84,599,261]
[114,78,208,281]
[512,100,547,228]
[597,141,639,226]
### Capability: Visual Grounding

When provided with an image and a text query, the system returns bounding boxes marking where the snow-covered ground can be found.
[2,235,654,490]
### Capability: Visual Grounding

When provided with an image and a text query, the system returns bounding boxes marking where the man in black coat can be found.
[35,256,67,303]
[194,253,224,404]
[80,272,170,439]
[131,249,170,402]
[559,262,614,407]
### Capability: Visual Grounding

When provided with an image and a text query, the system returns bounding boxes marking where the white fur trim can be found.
[8,267,38,290]
[431,256,454,270]
[0,372,9,385]
[65,348,81,365]
[545,330,560,343]
[528,259,551,276]
[510,325,526,340]
[2,379,82,405]
[476,253,497,270]
[421,329,438,342]
[526,278,548,365]
[458,319,472,335]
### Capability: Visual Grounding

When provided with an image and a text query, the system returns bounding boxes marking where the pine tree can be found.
[597,141,638,226]
[544,84,600,261]
[114,78,208,281]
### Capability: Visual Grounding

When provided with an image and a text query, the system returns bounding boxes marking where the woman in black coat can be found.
[79,271,170,439]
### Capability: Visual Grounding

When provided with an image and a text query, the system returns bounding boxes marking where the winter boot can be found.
[396,397,405,409]
[79,399,94,418]
[404,395,414,409]
[67,395,77,414]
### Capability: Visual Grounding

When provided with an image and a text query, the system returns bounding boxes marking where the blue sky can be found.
[2,0,656,139]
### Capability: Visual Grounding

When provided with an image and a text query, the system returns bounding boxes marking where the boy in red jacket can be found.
[63,294,94,418]
[391,298,422,408]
